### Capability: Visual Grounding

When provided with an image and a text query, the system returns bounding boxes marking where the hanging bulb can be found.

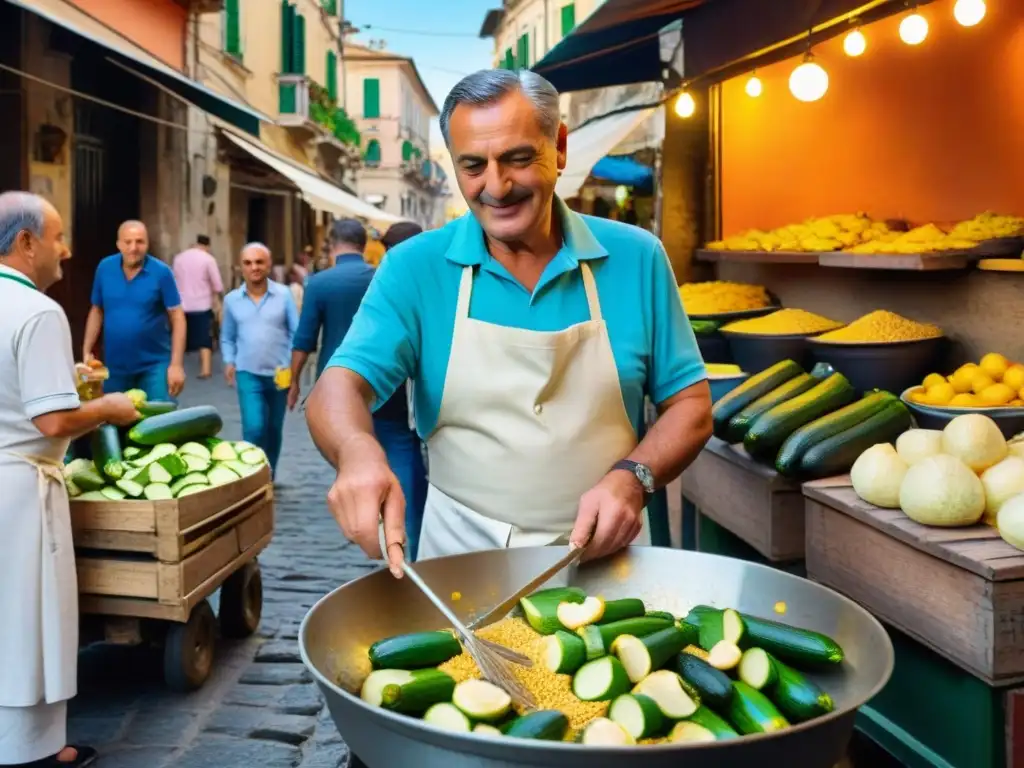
[674,91,696,118]
[954,0,986,26]
[745,74,763,97]
[789,55,829,103]
[899,12,929,45]
[843,28,866,57]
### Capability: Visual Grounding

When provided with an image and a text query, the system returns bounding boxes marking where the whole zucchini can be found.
[722,374,817,444]
[711,360,804,439]
[797,401,912,479]
[675,651,733,710]
[742,373,856,460]
[136,400,178,418]
[90,424,124,481]
[368,630,461,669]
[128,405,223,446]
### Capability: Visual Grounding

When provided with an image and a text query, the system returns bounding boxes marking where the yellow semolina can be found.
[815,310,942,343]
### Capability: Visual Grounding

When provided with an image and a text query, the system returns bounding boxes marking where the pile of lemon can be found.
[909,353,1024,408]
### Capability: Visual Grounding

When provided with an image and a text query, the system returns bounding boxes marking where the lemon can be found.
[980,383,1016,406]
[922,373,947,389]
[972,372,996,395]
[908,389,931,405]
[1003,364,1024,391]
[950,364,979,394]
[926,382,956,405]
[980,353,1010,381]
[950,393,979,407]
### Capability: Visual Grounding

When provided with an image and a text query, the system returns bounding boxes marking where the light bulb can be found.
[899,13,929,45]
[954,0,986,26]
[843,29,866,56]
[674,91,696,118]
[789,58,829,102]
[745,75,763,97]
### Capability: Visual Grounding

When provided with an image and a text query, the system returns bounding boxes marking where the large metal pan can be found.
[300,546,893,768]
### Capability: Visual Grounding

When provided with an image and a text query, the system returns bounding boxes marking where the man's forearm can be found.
[290,349,310,384]
[33,399,115,441]
[169,309,186,366]
[306,367,384,469]
[625,383,713,489]
[82,307,102,360]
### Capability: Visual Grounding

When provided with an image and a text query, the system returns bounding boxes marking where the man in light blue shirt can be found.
[221,243,298,477]
[306,69,712,574]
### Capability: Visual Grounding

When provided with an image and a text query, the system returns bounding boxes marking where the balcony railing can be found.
[278,74,360,147]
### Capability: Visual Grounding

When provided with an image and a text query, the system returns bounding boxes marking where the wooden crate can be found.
[804,482,1024,686]
[70,465,271,562]
[680,437,805,562]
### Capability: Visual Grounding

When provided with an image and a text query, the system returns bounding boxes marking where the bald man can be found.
[82,221,186,400]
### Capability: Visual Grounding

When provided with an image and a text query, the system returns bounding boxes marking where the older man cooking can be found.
[0,192,139,767]
[306,69,712,574]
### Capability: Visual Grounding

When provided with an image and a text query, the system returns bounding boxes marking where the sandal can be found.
[18,745,98,767]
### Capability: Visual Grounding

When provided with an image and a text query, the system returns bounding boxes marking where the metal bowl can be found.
[901,387,1024,438]
[300,547,894,768]
[688,304,781,323]
[720,331,815,372]
[808,336,946,396]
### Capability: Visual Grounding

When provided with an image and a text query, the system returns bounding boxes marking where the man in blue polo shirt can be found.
[82,220,186,401]
[306,69,713,575]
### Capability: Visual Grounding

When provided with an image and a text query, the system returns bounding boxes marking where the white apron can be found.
[417,262,650,559]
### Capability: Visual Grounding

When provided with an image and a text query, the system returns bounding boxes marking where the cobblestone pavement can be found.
[69,357,370,767]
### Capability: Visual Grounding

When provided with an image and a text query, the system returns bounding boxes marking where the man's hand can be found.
[167,364,186,397]
[224,364,236,387]
[571,469,645,561]
[99,393,142,426]
[326,448,407,578]
[287,382,301,411]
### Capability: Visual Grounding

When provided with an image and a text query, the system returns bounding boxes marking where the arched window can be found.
[364,139,381,166]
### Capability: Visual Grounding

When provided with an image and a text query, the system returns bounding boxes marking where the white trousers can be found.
[0,700,66,765]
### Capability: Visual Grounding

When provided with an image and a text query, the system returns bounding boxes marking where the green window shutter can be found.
[224,0,241,56]
[402,141,413,162]
[322,0,338,14]
[560,3,576,37]
[326,50,337,101]
[504,48,514,70]
[517,33,529,68]
[296,13,306,74]
[363,78,380,118]
[280,1,293,73]
[364,139,381,165]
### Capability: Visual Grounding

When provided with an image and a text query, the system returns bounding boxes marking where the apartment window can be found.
[364,139,381,167]
[363,78,380,118]
[516,33,529,69]
[321,0,338,14]
[326,50,337,101]
[224,0,242,57]
[560,3,576,37]
[502,48,514,69]
[401,140,414,162]
[280,3,305,74]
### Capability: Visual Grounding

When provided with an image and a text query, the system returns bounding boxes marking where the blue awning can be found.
[8,0,268,136]
[533,0,704,93]
[591,156,654,190]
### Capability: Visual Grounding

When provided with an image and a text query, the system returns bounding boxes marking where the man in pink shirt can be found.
[172,235,224,379]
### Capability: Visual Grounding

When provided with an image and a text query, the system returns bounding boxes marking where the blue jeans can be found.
[374,417,427,561]
[106,364,171,401]
[237,371,287,476]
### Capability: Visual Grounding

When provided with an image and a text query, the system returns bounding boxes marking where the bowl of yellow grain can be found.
[808,311,946,396]
[719,308,845,373]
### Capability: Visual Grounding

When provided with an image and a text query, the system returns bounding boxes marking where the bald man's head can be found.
[117,220,148,268]
[240,241,272,288]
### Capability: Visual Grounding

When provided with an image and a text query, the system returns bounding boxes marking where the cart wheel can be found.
[163,599,216,692]
[219,559,263,638]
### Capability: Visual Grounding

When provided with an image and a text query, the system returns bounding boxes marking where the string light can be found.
[843,28,867,56]
[789,54,829,102]
[674,91,696,118]
[745,73,763,97]
[953,0,986,26]
[899,12,929,44]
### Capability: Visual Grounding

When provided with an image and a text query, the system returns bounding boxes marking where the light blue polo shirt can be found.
[328,199,707,440]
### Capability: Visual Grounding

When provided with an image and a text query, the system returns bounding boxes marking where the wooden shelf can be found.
[695,249,821,265]
[818,252,971,271]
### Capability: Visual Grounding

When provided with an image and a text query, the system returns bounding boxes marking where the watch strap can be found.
[612,459,654,494]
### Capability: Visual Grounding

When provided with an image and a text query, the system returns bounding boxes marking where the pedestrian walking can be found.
[221,243,298,479]
[0,191,140,768]
[288,219,428,558]
[172,234,224,380]
[82,220,186,401]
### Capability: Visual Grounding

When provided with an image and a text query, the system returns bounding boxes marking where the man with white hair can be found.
[220,242,298,478]
[0,191,139,767]
[307,69,712,574]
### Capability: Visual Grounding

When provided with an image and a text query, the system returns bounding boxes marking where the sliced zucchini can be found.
[502,710,568,741]
[589,617,674,651]
[668,721,716,744]
[452,679,512,722]
[178,442,212,461]
[63,458,95,478]
[608,693,665,740]
[114,478,144,498]
[157,453,189,478]
[580,717,635,746]
[728,681,789,735]
[232,440,257,453]
[473,723,503,737]
[182,453,213,473]
[99,486,127,500]
[631,670,699,719]
[211,441,239,462]
[682,644,710,662]
[687,705,739,740]
[75,491,109,501]
[368,630,461,670]
[129,443,177,468]
[240,447,268,465]
[360,669,411,706]
[122,446,144,460]
[423,702,472,733]
[143,483,173,501]
[556,596,605,630]
[738,647,777,690]
[66,479,82,498]
[541,630,587,674]
[675,650,734,711]
[595,598,646,625]
[70,468,106,492]
[572,656,631,702]
[220,459,252,478]
[171,473,210,495]
[207,465,240,486]
[137,462,173,486]
[123,467,144,482]
[176,485,208,498]
[611,627,686,683]
[707,640,742,671]
[676,620,700,646]
[520,587,586,635]
[378,669,456,714]
[699,607,746,651]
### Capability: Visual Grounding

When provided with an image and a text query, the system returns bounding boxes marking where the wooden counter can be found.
[680,437,804,562]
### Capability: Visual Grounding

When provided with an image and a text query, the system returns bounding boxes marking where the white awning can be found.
[222,130,404,227]
[556,105,658,199]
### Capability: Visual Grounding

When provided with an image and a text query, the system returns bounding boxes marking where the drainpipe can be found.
[543,0,549,54]
[338,0,347,111]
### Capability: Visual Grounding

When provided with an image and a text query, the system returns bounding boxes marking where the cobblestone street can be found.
[69,357,368,767]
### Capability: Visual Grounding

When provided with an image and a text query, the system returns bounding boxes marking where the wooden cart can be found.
[70,466,274,691]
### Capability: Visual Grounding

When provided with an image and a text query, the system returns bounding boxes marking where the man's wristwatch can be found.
[611,459,655,495]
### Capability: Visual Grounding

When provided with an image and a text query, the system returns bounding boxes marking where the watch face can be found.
[636,464,654,492]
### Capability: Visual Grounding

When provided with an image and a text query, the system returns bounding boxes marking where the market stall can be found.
[67,368,274,691]
[668,0,1024,764]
